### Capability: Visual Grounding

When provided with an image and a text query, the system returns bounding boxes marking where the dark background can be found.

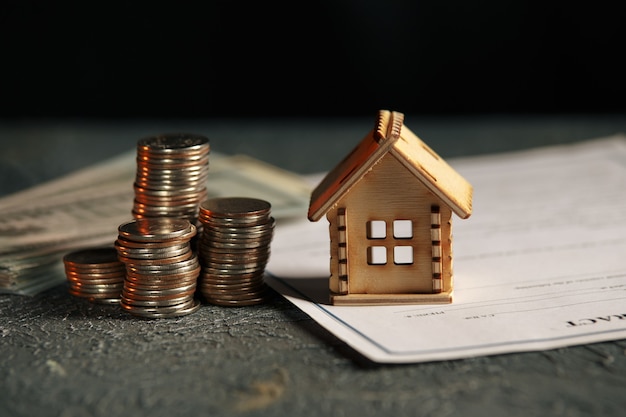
[1,1,624,120]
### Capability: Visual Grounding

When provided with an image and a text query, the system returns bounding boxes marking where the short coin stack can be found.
[133,133,210,225]
[63,247,125,305]
[197,197,274,306]
[115,218,201,318]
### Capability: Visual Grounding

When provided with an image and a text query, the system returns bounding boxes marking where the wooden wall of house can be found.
[326,154,453,296]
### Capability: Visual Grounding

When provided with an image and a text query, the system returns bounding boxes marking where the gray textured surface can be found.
[1,114,626,417]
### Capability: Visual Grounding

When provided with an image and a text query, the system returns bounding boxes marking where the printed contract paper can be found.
[266,135,626,363]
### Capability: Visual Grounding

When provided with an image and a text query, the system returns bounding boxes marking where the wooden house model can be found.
[307,110,473,305]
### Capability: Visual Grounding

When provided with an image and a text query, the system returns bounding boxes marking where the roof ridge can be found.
[375,110,404,143]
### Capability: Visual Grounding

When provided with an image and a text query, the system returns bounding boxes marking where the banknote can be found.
[0,150,312,295]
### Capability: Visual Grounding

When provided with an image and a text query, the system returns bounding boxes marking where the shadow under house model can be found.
[307,110,473,306]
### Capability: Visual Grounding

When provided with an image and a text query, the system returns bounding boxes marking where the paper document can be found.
[265,135,626,363]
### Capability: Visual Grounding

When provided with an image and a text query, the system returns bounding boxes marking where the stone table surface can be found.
[1,114,626,417]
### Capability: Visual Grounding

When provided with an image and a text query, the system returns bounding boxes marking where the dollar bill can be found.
[0,150,311,295]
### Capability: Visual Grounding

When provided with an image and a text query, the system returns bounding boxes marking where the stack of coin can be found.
[133,133,210,225]
[197,197,274,306]
[63,247,125,305]
[115,218,201,318]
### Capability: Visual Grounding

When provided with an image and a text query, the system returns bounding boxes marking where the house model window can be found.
[366,220,415,265]
[307,110,473,306]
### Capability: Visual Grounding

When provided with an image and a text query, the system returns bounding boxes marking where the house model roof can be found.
[308,110,473,222]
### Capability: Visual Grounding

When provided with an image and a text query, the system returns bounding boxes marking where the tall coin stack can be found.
[115,218,201,318]
[197,197,274,306]
[133,133,210,225]
[63,247,125,305]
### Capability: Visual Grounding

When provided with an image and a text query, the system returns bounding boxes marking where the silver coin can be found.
[64,265,126,275]
[201,239,272,250]
[69,282,124,292]
[135,160,209,173]
[120,294,194,307]
[137,150,210,163]
[133,184,206,198]
[121,294,197,307]
[121,298,201,318]
[124,285,196,297]
[200,222,275,236]
[137,143,210,156]
[68,288,123,300]
[202,294,267,307]
[136,155,210,168]
[118,218,196,242]
[197,243,269,255]
[115,241,189,255]
[125,254,199,271]
[201,264,266,276]
[134,179,208,192]
[119,251,195,267]
[133,203,204,217]
[137,147,209,159]
[63,247,122,268]
[121,297,195,312]
[197,255,270,267]
[198,216,271,228]
[200,227,274,240]
[66,276,125,286]
[125,266,201,281]
[123,281,197,296]
[116,246,192,262]
[199,197,271,218]
[199,272,264,284]
[89,297,121,305]
[124,279,198,292]
[136,167,209,179]
[199,277,264,289]
[202,255,267,270]
[136,164,208,177]
[200,284,265,297]
[123,281,198,294]
[201,286,267,300]
[137,133,209,152]
[201,236,273,247]
[197,244,270,256]
[64,267,125,278]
